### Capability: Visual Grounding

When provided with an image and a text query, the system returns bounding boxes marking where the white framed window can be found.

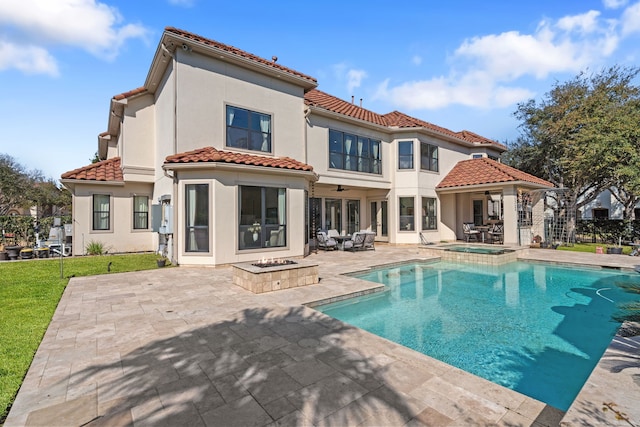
[133,196,149,229]
[239,186,286,250]
[185,184,209,252]
[92,194,110,231]
[399,197,415,231]
[420,142,438,172]
[421,197,437,230]
[226,105,272,153]
[329,129,381,174]
[398,141,413,169]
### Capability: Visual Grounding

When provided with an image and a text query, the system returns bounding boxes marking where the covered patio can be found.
[436,158,554,245]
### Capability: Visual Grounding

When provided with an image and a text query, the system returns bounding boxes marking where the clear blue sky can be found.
[1,0,639,180]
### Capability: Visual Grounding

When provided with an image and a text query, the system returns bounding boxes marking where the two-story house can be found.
[61,27,552,266]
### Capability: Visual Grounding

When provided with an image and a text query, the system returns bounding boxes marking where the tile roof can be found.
[304,89,388,126]
[164,147,314,172]
[61,158,123,181]
[113,87,148,101]
[165,27,317,85]
[304,90,504,149]
[382,110,465,139]
[437,158,553,189]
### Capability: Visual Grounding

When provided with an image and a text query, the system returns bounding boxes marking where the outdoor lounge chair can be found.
[462,222,480,242]
[487,223,504,244]
[316,231,338,250]
[362,232,375,250]
[345,232,365,251]
[419,232,433,246]
[327,229,340,238]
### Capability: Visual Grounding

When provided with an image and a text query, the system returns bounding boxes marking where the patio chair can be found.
[316,231,337,250]
[362,232,376,250]
[462,222,480,242]
[327,229,340,238]
[345,232,366,251]
[419,232,433,246]
[487,223,504,244]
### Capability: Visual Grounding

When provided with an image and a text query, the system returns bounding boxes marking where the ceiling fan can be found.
[335,185,349,192]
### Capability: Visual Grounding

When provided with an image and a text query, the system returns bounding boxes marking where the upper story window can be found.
[226,106,271,153]
[329,129,381,175]
[398,141,413,169]
[420,142,438,172]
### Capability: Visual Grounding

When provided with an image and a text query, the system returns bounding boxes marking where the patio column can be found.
[502,186,518,245]
[531,193,545,243]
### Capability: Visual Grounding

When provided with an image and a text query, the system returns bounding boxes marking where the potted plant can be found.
[607,237,624,254]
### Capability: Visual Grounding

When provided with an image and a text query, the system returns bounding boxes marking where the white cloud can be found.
[0,0,149,75]
[603,0,628,9]
[411,55,422,66]
[375,7,624,111]
[621,1,640,34]
[0,39,58,76]
[346,69,367,94]
[557,10,601,33]
[331,63,368,94]
[375,74,534,110]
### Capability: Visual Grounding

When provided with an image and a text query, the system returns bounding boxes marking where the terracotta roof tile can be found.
[456,130,507,149]
[304,90,504,150]
[113,87,148,101]
[61,158,123,181]
[164,147,314,171]
[165,27,317,85]
[383,110,462,138]
[437,158,553,189]
[304,89,388,126]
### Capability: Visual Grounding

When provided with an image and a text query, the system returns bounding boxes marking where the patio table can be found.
[475,226,490,243]
[333,235,352,251]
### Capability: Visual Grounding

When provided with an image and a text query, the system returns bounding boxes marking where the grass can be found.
[0,253,161,423]
[557,242,633,255]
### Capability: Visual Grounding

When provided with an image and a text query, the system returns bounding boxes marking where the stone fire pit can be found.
[232,259,318,294]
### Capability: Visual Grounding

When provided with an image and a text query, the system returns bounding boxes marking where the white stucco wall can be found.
[173,49,307,161]
[69,182,155,256]
[173,168,310,266]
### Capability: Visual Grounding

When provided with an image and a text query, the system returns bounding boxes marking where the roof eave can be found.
[307,105,390,133]
[59,179,125,187]
[436,180,554,194]
[146,31,318,94]
[163,161,318,181]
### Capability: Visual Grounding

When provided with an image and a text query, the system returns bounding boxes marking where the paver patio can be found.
[4,245,639,426]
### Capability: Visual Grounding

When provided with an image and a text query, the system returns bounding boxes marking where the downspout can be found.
[160,43,178,263]
[303,106,310,165]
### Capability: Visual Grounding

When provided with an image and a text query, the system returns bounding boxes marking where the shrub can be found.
[85,240,106,256]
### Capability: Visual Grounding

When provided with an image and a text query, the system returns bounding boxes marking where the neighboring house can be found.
[61,27,553,265]
[580,189,640,220]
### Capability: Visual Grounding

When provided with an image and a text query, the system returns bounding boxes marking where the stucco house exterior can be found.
[61,27,553,266]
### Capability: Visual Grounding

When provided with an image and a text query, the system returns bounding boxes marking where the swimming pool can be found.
[316,261,640,411]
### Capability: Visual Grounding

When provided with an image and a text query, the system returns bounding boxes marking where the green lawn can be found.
[557,242,633,255]
[0,253,161,423]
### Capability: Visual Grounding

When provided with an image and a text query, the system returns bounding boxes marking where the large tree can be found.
[0,154,71,217]
[508,66,640,219]
[0,154,33,215]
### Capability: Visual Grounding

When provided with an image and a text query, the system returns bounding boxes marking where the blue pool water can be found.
[316,261,640,410]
